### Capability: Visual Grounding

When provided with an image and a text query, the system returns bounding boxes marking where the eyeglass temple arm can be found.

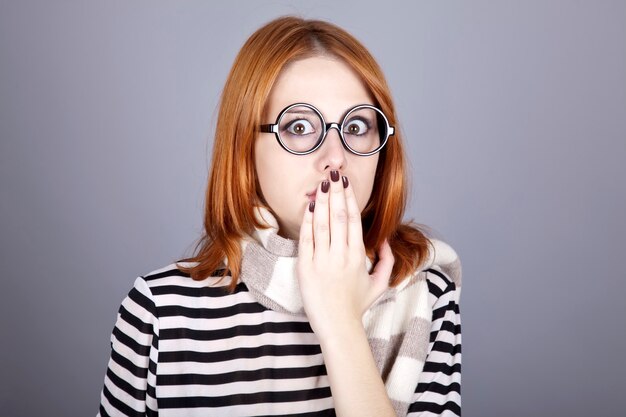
[259,124,278,133]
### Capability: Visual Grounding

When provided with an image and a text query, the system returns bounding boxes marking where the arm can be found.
[97,277,159,417]
[407,270,462,416]
[296,172,397,417]
[318,318,397,417]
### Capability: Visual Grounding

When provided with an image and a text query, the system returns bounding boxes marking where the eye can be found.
[344,117,370,136]
[284,118,316,136]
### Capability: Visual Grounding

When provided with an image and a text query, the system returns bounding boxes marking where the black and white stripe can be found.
[408,269,462,416]
[98,264,461,416]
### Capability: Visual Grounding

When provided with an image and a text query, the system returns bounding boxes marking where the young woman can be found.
[98,15,462,417]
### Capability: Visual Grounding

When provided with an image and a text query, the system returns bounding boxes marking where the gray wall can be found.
[1,1,625,416]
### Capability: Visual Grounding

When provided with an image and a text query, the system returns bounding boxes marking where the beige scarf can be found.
[237,206,461,416]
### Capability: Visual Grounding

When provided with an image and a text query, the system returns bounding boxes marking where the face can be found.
[255,55,380,240]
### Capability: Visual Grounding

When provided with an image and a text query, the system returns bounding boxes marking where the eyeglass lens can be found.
[278,105,387,154]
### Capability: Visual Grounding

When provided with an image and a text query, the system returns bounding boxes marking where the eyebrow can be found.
[284,109,318,116]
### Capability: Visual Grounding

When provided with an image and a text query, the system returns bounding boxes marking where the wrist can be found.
[315,316,366,349]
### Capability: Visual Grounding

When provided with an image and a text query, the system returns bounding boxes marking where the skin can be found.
[255,55,397,417]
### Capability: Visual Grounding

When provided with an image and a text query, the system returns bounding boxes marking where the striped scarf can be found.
[237,206,461,416]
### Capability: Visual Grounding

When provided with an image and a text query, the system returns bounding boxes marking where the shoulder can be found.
[139,261,191,285]
[140,261,229,285]
[391,237,461,295]
[394,237,461,311]
[129,261,237,303]
[418,239,462,327]
[423,238,462,297]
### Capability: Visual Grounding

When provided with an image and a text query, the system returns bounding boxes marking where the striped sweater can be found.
[98,209,462,416]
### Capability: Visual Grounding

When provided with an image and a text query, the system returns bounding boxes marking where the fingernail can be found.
[330,170,340,182]
[321,180,330,193]
[309,201,315,212]
[342,175,349,188]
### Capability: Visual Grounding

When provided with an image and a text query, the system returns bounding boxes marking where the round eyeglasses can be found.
[259,103,395,156]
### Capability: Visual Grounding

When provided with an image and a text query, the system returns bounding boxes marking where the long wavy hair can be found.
[176,15,433,292]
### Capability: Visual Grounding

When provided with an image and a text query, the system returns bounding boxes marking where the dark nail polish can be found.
[321,180,330,193]
[330,170,340,182]
[309,201,315,212]
[342,176,349,188]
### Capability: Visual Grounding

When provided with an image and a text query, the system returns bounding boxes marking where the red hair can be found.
[176,16,433,291]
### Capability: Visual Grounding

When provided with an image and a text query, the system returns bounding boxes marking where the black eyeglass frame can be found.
[259,102,395,156]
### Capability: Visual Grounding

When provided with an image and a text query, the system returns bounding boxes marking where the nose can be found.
[316,123,347,171]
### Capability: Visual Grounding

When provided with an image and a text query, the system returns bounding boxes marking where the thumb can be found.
[366,239,394,305]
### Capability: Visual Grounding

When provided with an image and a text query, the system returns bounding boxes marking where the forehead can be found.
[265,56,375,120]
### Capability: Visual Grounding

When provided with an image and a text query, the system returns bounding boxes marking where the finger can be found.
[298,200,315,263]
[312,178,330,257]
[343,175,364,250]
[328,170,348,256]
[364,239,394,309]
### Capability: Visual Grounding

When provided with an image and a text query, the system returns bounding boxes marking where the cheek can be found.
[358,176,375,209]
[254,141,299,204]
[255,155,279,201]
[254,141,273,200]
[353,158,379,211]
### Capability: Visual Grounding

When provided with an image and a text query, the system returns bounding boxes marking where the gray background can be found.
[1,1,625,416]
